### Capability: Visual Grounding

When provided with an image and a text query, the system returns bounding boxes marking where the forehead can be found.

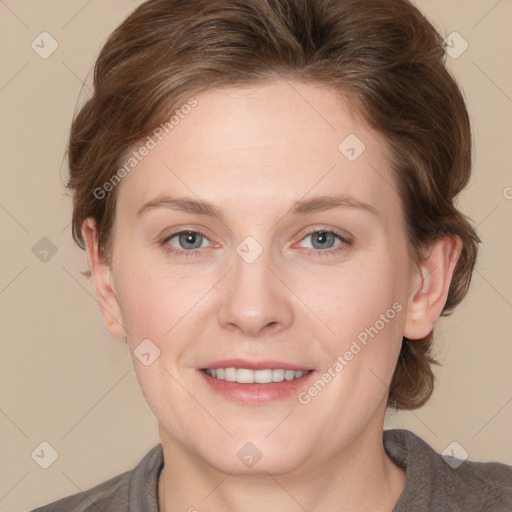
[116,80,400,222]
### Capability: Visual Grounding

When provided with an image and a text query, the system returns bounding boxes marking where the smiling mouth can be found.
[202,368,311,384]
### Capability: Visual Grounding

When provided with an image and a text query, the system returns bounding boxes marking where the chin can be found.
[193,434,309,476]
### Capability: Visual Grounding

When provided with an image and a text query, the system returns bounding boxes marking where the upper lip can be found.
[201,359,312,371]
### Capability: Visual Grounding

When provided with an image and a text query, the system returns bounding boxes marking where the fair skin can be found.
[83,80,461,512]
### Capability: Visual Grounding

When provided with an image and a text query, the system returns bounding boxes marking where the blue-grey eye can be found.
[307,231,338,249]
[176,231,205,250]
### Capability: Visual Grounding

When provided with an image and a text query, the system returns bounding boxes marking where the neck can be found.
[157,425,405,512]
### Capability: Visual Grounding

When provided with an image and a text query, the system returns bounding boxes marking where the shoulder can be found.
[384,429,512,512]
[30,444,163,512]
[30,471,130,512]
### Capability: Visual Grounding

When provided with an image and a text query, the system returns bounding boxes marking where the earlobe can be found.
[82,218,127,339]
[403,236,463,340]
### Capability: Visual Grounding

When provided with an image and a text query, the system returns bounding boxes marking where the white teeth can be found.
[204,367,309,383]
[237,368,255,384]
[272,369,285,382]
[254,369,272,383]
[224,367,237,382]
[285,370,295,381]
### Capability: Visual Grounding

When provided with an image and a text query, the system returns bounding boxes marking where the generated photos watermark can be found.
[93,97,198,200]
[298,301,403,405]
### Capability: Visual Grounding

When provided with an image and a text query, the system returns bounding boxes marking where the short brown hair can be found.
[67,0,480,410]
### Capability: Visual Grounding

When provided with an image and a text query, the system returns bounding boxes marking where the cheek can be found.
[114,232,410,361]
[300,249,408,407]
[307,255,405,342]
[113,258,192,344]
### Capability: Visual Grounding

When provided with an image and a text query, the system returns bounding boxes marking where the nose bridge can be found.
[216,238,294,336]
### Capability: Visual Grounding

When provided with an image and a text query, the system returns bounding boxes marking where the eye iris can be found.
[311,231,336,249]
[179,231,203,250]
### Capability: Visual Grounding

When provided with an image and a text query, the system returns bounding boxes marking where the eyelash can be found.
[160,229,352,258]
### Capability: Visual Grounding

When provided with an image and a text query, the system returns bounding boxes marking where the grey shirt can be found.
[31,429,512,511]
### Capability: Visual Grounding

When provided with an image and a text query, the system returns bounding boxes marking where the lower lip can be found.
[199,370,316,404]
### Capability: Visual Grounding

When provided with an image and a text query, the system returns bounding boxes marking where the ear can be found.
[82,218,127,338]
[404,235,463,340]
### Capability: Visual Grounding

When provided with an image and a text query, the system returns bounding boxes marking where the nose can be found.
[216,245,294,338]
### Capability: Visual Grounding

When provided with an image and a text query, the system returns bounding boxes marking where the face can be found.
[98,80,419,475]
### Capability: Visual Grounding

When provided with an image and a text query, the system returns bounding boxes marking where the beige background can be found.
[0,0,511,510]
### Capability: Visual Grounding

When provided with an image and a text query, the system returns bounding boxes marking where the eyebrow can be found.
[137,194,379,219]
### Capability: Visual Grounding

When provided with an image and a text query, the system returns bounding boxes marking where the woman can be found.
[32,0,512,510]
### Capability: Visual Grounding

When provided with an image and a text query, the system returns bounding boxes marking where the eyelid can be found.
[162,229,216,248]
[161,227,350,245]
[159,225,214,242]
[161,226,352,258]
[293,227,353,247]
